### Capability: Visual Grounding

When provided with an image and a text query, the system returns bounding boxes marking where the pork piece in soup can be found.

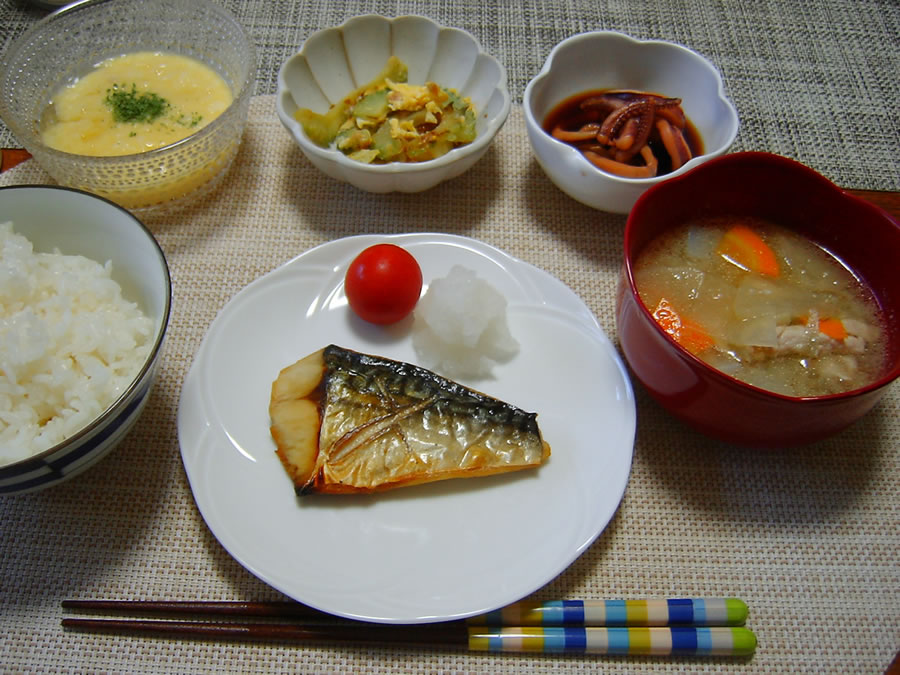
[633,216,887,397]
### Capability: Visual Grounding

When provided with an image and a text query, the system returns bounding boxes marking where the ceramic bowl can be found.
[616,152,900,448]
[276,14,511,193]
[523,30,739,214]
[0,186,171,494]
[0,0,256,213]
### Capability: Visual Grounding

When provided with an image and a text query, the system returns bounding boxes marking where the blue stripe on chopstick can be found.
[605,599,627,625]
[534,603,561,625]
[541,627,567,652]
[671,626,699,652]
[699,626,714,653]
[562,599,584,624]
[566,626,587,651]
[667,598,694,624]
[693,598,707,625]
[607,627,630,654]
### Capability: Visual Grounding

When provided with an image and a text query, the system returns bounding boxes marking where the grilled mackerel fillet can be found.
[269,345,550,494]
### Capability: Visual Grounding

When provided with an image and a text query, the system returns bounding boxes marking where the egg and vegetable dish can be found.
[294,56,477,164]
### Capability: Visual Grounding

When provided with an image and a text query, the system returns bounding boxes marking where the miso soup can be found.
[633,216,887,397]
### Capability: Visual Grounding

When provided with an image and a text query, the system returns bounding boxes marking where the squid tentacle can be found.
[585,144,658,178]
[552,90,693,176]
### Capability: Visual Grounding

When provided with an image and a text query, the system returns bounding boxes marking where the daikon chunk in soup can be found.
[633,216,887,397]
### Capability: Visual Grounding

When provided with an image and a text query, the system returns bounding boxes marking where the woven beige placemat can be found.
[0,96,897,674]
[3,0,900,192]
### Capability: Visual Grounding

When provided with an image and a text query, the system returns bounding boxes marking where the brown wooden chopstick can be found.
[61,599,330,620]
[62,600,463,648]
[61,617,464,648]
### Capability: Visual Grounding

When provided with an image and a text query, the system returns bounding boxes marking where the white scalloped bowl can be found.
[524,31,739,214]
[276,15,511,193]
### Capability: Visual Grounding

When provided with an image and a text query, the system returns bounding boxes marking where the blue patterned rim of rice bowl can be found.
[0,372,160,494]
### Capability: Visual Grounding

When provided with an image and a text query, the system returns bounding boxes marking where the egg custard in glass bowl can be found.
[0,0,256,213]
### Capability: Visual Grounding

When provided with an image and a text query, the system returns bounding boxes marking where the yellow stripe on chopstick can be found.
[625,599,649,626]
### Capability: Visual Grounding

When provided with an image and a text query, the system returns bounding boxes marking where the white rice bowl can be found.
[0,222,153,463]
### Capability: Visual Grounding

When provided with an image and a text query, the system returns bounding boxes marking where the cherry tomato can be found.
[344,244,423,325]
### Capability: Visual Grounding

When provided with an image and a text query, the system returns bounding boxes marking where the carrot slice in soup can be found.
[797,315,849,341]
[717,224,780,277]
[651,298,715,355]
[818,317,848,340]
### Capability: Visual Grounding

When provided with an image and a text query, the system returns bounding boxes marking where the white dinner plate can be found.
[177,233,635,624]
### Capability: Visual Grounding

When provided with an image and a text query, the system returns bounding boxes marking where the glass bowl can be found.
[0,0,256,213]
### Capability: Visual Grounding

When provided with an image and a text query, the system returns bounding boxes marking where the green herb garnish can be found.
[176,112,204,128]
[104,83,170,123]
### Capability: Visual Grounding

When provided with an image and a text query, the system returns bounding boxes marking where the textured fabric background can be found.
[1,1,899,673]
[2,0,899,190]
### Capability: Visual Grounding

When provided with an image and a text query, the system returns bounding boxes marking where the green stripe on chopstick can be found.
[467,598,748,627]
[467,626,757,656]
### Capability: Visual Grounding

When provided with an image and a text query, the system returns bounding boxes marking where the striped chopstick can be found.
[469,598,748,627]
[61,598,756,657]
[469,626,756,656]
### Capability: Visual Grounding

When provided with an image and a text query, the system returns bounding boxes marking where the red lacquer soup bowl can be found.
[616,151,900,447]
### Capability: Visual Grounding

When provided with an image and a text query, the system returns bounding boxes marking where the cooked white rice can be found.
[0,222,154,464]
[412,264,519,379]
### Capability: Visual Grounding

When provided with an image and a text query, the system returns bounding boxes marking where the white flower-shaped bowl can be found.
[276,15,511,193]
[523,31,739,214]
[0,186,171,495]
